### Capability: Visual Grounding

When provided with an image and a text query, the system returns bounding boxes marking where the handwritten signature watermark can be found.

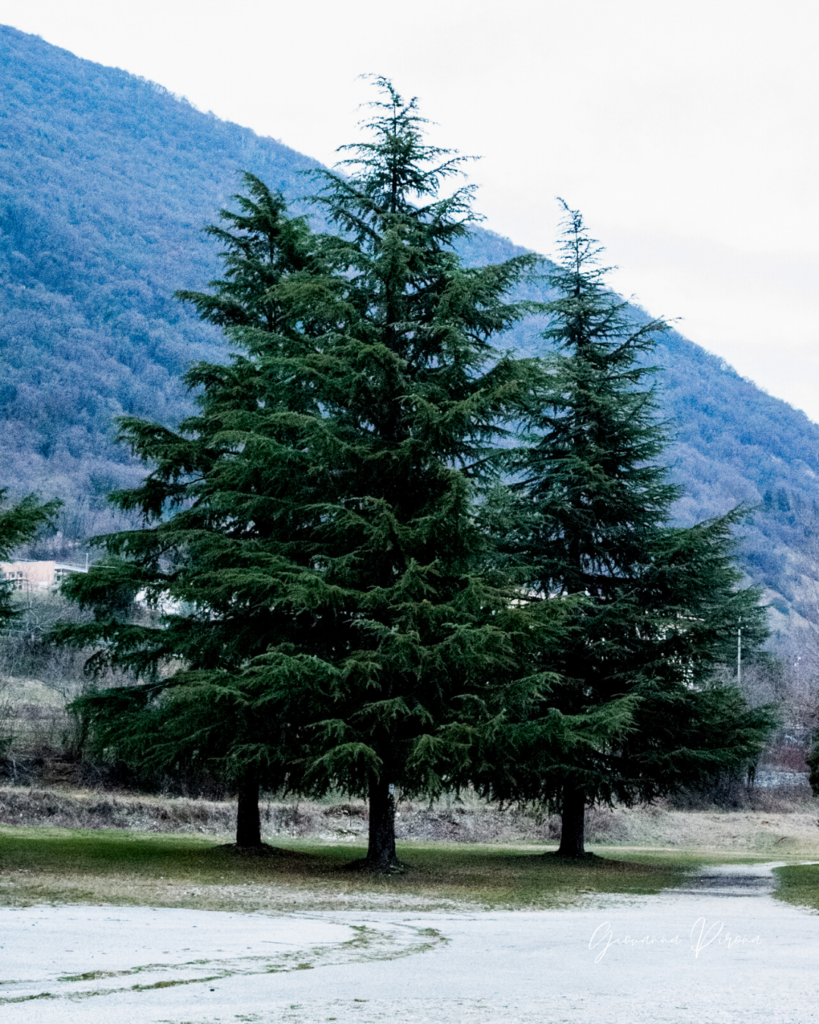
[589,919,762,963]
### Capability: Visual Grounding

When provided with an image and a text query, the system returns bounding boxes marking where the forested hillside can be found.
[1,24,817,629]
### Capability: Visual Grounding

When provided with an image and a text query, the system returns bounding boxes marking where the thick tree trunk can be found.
[235,771,262,848]
[365,776,400,870]
[556,784,586,858]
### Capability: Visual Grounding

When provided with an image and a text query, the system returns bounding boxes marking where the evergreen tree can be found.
[252,79,551,869]
[479,205,774,857]
[0,492,60,624]
[58,86,555,867]
[59,175,324,848]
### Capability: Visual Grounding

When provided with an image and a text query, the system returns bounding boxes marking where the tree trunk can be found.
[556,784,586,857]
[236,771,262,848]
[365,776,400,870]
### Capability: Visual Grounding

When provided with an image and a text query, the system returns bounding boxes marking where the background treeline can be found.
[2,24,819,631]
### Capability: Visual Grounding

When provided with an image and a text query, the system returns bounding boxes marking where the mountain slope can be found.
[1,24,816,627]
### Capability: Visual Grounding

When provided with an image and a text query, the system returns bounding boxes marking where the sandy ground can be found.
[3,863,819,1023]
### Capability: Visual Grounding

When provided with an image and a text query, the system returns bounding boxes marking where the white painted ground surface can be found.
[3,863,819,1023]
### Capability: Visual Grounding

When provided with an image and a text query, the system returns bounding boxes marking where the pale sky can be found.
[3,0,819,420]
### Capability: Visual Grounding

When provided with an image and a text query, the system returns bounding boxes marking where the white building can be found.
[0,559,88,591]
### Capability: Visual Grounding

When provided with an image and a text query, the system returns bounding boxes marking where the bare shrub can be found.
[0,588,140,778]
[0,786,236,833]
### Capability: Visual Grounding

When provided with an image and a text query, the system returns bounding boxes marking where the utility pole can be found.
[737,618,742,686]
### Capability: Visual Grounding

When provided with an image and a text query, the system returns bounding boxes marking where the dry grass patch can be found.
[3,783,818,851]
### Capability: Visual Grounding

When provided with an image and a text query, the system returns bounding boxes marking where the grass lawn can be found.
[772,863,819,914]
[0,825,732,913]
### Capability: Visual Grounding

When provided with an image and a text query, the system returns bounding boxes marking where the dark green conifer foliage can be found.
[58,175,323,848]
[481,205,774,857]
[58,87,554,867]
[264,79,550,869]
[0,491,60,624]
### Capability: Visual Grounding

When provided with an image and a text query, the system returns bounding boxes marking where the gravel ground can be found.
[3,862,819,1023]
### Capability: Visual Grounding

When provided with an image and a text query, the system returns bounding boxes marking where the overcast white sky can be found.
[3,0,819,419]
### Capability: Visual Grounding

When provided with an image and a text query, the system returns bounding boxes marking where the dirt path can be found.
[3,863,819,1023]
